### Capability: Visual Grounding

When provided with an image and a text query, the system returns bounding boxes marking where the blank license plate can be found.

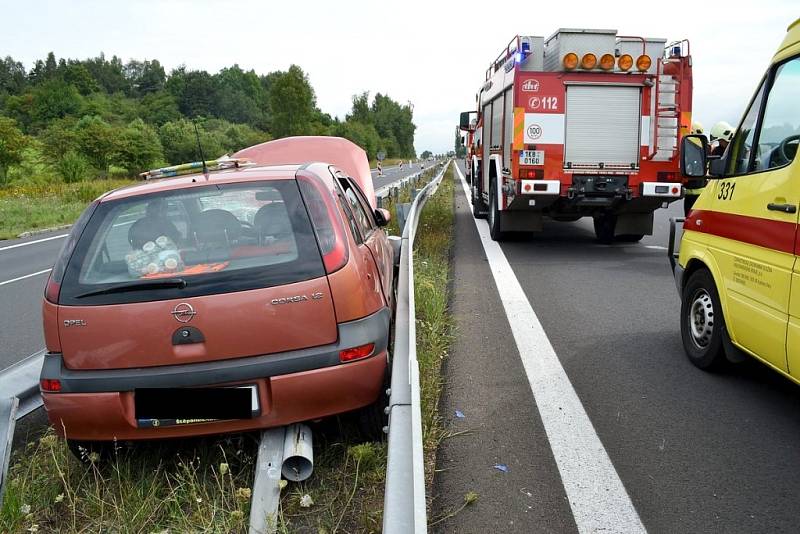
[136,385,259,428]
[519,150,544,166]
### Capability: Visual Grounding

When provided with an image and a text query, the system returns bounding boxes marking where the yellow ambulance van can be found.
[671,18,800,378]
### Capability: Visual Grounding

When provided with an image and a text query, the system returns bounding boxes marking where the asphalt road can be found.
[0,162,433,372]
[433,161,800,533]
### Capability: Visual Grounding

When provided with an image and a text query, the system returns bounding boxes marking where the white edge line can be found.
[0,233,68,252]
[0,269,52,288]
[453,163,646,534]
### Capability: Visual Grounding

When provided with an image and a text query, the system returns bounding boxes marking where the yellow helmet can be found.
[710,121,734,142]
[691,121,704,135]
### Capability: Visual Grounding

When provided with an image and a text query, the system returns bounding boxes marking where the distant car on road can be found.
[40,137,397,457]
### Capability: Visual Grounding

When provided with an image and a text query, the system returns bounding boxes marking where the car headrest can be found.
[128,217,180,249]
[254,202,293,238]
[194,209,241,245]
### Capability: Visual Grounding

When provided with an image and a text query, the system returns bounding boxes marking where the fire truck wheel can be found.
[616,234,644,243]
[472,185,487,219]
[488,183,506,241]
[680,269,727,370]
[593,214,617,244]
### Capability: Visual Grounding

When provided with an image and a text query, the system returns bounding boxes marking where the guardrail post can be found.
[0,397,19,509]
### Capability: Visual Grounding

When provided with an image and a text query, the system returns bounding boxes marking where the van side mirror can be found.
[374,208,391,227]
[459,111,475,131]
[680,135,708,178]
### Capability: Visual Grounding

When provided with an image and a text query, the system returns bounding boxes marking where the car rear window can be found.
[59,180,326,305]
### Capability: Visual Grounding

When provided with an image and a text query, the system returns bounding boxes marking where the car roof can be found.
[100,164,307,202]
[233,136,376,207]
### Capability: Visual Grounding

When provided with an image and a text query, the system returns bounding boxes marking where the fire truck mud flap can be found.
[615,212,654,236]
[498,205,544,232]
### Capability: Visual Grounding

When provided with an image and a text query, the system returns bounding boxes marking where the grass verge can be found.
[0,180,133,240]
[411,165,456,506]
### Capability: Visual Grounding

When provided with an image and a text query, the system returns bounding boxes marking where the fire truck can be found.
[459,29,693,242]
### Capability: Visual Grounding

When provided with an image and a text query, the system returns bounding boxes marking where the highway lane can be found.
[434,161,800,533]
[0,162,437,372]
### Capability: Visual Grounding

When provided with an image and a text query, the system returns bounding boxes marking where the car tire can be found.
[593,214,617,244]
[67,439,118,464]
[488,182,507,241]
[472,185,487,219]
[680,269,727,370]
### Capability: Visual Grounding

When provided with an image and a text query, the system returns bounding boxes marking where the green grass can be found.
[412,164,455,492]
[0,180,134,240]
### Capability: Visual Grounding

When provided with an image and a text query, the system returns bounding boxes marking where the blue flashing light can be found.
[515,52,523,63]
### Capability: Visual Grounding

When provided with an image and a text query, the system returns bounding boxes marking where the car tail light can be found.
[657,171,677,182]
[339,343,375,363]
[40,378,62,392]
[44,200,100,304]
[297,171,349,273]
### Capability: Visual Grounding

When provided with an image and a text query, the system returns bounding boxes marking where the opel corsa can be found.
[39,137,397,456]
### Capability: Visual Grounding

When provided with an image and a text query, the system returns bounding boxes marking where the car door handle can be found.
[767,203,797,213]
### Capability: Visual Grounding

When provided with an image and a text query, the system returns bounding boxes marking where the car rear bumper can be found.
[41,308,390,441]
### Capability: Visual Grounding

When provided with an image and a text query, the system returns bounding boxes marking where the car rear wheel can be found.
[681,269,727,370]
[67,439,118,464]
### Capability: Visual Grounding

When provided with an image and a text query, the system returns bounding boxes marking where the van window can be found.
[728,80,766,176]
[59,181,325,305]
[753,56,800,171]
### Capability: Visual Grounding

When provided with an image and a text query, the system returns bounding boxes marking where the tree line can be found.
[0,52,416,185]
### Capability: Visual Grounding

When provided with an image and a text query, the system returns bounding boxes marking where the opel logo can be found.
[171,303,196,323]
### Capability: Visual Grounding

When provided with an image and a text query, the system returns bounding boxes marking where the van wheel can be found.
[593,214,617,244]
[488,183,507,241]
[681,269,727,370]
[472,185,487,219]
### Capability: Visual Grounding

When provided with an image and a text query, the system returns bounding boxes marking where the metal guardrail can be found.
[0,350,45,508]
[383,160,449,533]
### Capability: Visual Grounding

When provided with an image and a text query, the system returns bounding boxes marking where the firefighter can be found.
[683,122,708,216]
[709,120,734,156]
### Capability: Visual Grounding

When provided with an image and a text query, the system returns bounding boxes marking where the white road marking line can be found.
[644,245,668,251]
[0,269,52,288]
[0,233,68,252]
[454,164,646,534]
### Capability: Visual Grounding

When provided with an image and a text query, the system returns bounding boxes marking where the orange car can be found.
[40,138,396,456]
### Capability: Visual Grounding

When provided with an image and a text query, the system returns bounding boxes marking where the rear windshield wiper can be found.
[75,278,187,299]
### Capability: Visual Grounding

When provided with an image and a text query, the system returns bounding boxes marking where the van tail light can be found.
[296,171,349,273]
[339,343,375,363]
[40,378,62,392]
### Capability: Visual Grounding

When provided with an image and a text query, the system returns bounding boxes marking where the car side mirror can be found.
[680,135,708,178]
[374,208,391,227]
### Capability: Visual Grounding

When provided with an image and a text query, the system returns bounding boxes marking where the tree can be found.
[62,63,99,95]
[113,118,164,174]
[268,65,316,138]
[0,117,27,184]
[139,90,181,126]
[158,119,225,165]
[333,120,381,160]
[421,150,432,159]
[166,67,218,118]
[0,56,27,96]
[74,115,120,171]
[28,80,85,130]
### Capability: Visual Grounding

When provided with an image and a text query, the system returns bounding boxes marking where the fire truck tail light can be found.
[599,54,615,70]
[618,54,633,71]
[519,169,541,180]
[636,54,652,72]
[563,53,579,70]
[581,53,597,70]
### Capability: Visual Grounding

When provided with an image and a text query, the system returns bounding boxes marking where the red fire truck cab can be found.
[459,29,692,242]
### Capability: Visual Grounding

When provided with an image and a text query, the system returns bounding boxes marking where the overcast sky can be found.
[1,0,797,154]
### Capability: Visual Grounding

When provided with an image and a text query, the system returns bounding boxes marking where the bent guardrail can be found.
[383,160,448,534]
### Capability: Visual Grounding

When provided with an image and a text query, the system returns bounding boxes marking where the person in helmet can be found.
[709,120,734,156]
[684,121,708,216]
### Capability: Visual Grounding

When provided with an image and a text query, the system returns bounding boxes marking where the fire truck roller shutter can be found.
[564,85,641,168]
